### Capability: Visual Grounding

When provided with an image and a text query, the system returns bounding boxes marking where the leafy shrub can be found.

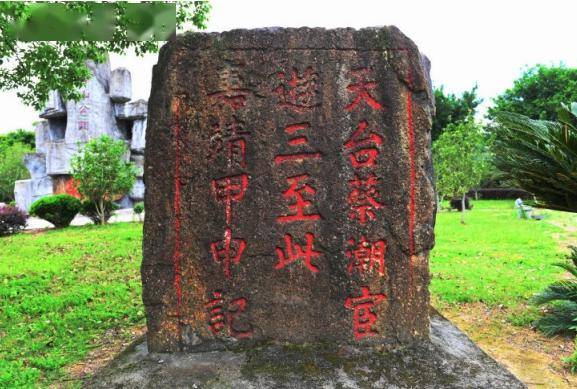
[0,205,27,236]
[133,202,144,222]
[71,136,136,224]
[449,196,473,211]
[80,200,118,225]
[466,188,532,200]
[133,202,144,214]
[565,338,577,373]
[29,194,81,228]
[532,247,577,336]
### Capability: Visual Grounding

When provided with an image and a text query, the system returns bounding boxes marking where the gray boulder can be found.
[110,68,132,103]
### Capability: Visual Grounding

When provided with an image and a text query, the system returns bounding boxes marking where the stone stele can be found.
[117,27,525,388]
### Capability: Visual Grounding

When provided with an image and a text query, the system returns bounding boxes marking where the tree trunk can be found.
[460,193,466,224]
[436,192,441,213]
[97,198,106,225]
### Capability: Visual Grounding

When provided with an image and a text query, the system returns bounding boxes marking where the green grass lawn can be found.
[0,224,143,387]
[431,200,573,306]
[0,200,574,386]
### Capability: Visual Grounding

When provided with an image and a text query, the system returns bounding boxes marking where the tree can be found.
[0,129,35,149]
[0,142,31,203]
[0,1,211,110]
[71,136,136,225]
[493,105,577,212]
[433,118,490,223]
[432,85,481,142]
[495,105,577,369]
[488,65,577,121]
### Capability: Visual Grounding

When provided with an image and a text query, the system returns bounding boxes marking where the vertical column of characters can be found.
[342,67,388,341]
[204,61,253,339]
[272,66,324,273]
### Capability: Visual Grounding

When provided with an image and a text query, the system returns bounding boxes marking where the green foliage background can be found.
[432,86,481,142]
[0,141,31,203]
[433,118,490,200]
[488,65,577,121]
[0,1,211,110]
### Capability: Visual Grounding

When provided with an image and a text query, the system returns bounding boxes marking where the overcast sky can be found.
[2,0,576,133]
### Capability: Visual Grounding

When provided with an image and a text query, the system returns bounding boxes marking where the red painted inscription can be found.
[347,173,384,224]
[346,236,386,276]
[345,68,384,112]
[208,64,251,110]
[274,123,322,165]
[209,115,250,168]
[277,174,321,223]
[275,233,321,273]
[205,291,253,338]
[212,174,249,225]
[344,286,386,340]
[210,228,246,279]
[344,119,383,168]
[274,67,319,112]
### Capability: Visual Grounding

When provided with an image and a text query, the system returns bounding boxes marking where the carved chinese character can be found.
[205,291,253,338]
[277,174,321,223]
[205,291,226,334]
[212,174,249,225]
[77,121,89,131]
[273,66,320,112]
[210,228,246,279]
[345,68,384,112]
[208,63,252,110]
[347,173,384,224]
[344,286,386,340]
[275,233,321,273]
[274,123,322,165]
[344,120,383,168]
[209,115,250,168]
[346,236,386,276]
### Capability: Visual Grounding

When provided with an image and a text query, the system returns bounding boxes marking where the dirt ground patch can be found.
[64,325,146,385]
[438,303,577,388]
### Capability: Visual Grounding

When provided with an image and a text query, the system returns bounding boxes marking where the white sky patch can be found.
[2,0,577,133]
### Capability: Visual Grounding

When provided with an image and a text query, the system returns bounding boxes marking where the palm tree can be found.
[493,104,577,212]
[531,247,577,336]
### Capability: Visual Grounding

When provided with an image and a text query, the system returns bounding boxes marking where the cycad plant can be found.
[531,247,577,336]
[493,103,577,213]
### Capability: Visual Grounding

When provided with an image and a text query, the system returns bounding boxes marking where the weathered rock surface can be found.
[129,178,145,201]
[143,26,435,352]
[24,153,47,180]
[114,99,148,120]
[46,141,80,175]
[14,60,148,211]
[110,67,132,103]
[39,90,66,119]
[85,312,526,388]
[34,121,51,154]
[130,118,146,154]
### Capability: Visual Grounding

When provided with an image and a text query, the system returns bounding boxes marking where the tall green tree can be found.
[433,118,490,223]
[0,1,210,110]
[432,85,481,142]
[71,136,136,225]
[488,65,577,121]
[0,142,31,203]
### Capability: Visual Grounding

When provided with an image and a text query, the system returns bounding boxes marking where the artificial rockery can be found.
[14,60,147,211]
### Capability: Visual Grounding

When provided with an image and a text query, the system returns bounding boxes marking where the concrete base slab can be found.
[85,312,525,388]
